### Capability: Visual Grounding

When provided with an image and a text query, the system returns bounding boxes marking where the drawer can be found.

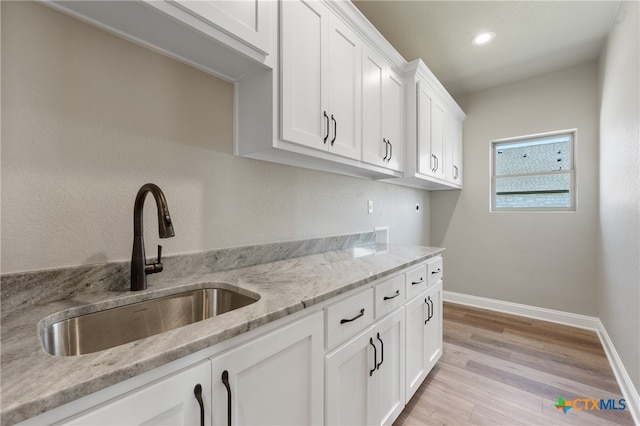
[405,263,428,300]
[325,288,374,350]
[427,256,443,286]
[374,274,405,319]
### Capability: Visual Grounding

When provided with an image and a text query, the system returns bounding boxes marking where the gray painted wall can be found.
[1,2,429,274]
[431,62,600,316]
[598,0,640,394]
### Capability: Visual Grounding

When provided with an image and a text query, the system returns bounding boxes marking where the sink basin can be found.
[40,288,259,356]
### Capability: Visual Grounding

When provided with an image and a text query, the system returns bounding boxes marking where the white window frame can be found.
[490,129,576,212]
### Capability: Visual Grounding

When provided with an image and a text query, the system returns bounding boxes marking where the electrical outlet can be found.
[368,200,373,214]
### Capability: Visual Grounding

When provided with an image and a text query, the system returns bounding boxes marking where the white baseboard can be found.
[443,291,639,425]
[595,318,640,425]
[443,291,600,330]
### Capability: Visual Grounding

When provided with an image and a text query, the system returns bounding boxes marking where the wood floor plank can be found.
[468,332,621,393]
[394,302,634,425]
[395,367,473,425]
[468,405,528,425]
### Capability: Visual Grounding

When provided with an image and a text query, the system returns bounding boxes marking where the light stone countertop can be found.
[0,244,444,425]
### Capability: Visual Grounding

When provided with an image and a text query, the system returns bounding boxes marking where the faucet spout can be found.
[131,183,175,291]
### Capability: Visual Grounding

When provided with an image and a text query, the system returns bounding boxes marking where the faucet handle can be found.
[145,245,164,274]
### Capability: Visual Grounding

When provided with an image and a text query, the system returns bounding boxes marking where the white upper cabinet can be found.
[393,59,465,190]
[280,0,328,148]
[45,0,274,81]
[281,0,361,160]
[429,93,446,180]
[167,0,271,56]
[383,68,404,172]
[416,81,446,181]
[445,113,463,185]
[327,16,362,159]
[48,0,460,185]
[362,47,403,172]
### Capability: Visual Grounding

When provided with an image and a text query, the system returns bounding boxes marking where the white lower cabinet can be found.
[405,289,429,403]
[63,361,212,426]
[325,308,404,426]
[424,281,443,375]
[210,311,324,426]
[29,258,443,426]
[372,310,406,425]
[404,280,443,403]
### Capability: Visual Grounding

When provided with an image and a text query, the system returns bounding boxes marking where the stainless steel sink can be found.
[40,288,259,356]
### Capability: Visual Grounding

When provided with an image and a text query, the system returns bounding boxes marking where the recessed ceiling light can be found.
[472,32,496,46]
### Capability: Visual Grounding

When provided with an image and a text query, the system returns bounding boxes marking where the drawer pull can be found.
[383,290,400,301]
[340,308,365,324]
[431,269,441,275]
[411,277,424,285]
[369,337,377,376]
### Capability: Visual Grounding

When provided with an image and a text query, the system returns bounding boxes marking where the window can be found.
[491,130,575,211]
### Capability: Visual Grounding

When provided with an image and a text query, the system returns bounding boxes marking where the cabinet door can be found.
[430,97,445,180]
[327,15,361,159]
[361,47,386,166]
[372,309,405,426]
[424,281,443,373]
[404,292,428,403]
[64,361,211,425]
[281,0,328,149]
[449,117,463,185]
[417,81,445,180]
[170,0,271,55]
[210,311,324,426]
[362,49,403,171]
[416,81,433,176]
[382,68,403,172]
[325,327,375,426]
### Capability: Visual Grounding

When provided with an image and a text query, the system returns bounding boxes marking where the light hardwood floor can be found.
[394,302,634,425]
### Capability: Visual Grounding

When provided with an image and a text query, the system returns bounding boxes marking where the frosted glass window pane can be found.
[495,138,570,175]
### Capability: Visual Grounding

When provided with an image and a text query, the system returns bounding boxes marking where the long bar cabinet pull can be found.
[331,114,337,145]
[428,296,434,321]
[388,141,393,161]
[340,308,365,324]
[193,384,205,426]
[424,297,431,324]
[382,139,389,161]
[323,111,329,144]
[369,337,377,376]
[376,332,384,370]
[222,370,231,426]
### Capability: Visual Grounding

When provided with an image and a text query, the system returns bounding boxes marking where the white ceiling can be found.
[353,0,621,98]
